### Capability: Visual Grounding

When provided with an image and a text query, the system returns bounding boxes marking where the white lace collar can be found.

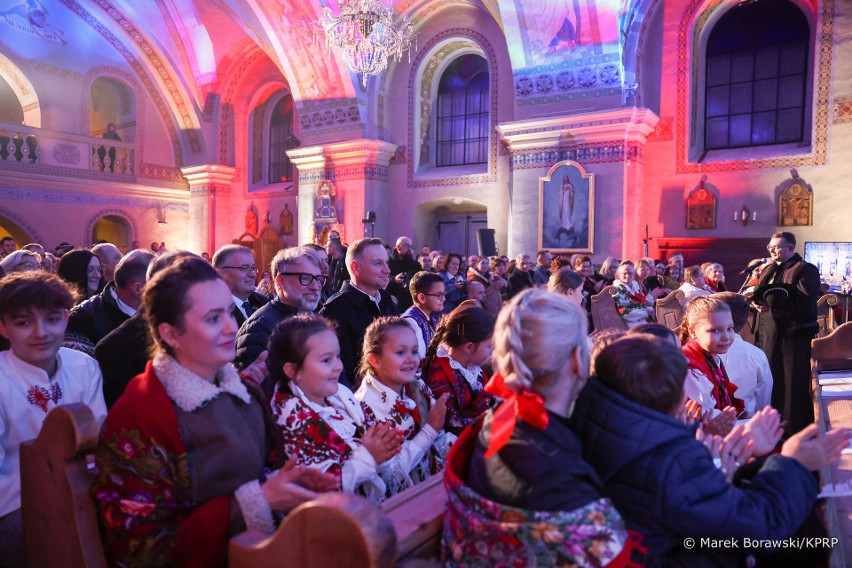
[613,278,641,293]
[436,344,483,391]
[290,381,365,441]
[153,353,252,412]
[357,373,417,414]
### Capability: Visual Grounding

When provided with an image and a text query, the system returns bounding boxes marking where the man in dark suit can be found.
[752,231,820,434]
[212,244,269,327]
[325,237,349,295]
[507,252,535,299]
[320,238,397,388]
[388,236,420,312]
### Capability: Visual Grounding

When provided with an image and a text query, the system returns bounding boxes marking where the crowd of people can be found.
[0,229,845,567]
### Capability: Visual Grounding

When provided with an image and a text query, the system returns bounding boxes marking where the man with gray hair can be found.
[212,244,269,327]
[91,242,123,290]
[388,235,420,311]
[235,246,325,373]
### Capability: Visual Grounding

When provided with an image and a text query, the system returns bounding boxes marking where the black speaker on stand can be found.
[476,228,497,257]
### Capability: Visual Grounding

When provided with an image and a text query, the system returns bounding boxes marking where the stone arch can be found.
[80,66,145,152]
[85,209,137,249]
[0,50,40,127]
[0,206,42,245]
[407,29,500,186]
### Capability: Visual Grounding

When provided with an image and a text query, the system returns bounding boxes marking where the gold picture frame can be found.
[538,160,595,253]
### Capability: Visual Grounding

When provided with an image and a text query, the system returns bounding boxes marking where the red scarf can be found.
[482,373,549,458]
[682,341,744,414]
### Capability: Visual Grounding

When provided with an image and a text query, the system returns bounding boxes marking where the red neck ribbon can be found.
[483,373,550,458]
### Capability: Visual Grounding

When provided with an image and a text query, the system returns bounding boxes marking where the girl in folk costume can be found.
[422,304,496,436]
[443,290,645,567]
[267,315,404,502]
[612,260,655,328]
[355,317,454,496]
[680,297,744,435]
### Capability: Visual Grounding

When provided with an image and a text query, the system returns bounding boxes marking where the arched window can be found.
[704,0,809,150]
[0,75,24,124]
[436,54,489,167]
[268,94,295,184]
[89,77,136,142]
[92,215,131,248]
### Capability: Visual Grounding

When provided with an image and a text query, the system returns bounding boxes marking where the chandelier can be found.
[314,0,416,87]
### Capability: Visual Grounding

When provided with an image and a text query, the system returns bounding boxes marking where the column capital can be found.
[288,139,398,170]
[497,107,660,152]
[181,164,237,188]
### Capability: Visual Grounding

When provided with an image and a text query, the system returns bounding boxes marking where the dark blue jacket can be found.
[572,379,818,565]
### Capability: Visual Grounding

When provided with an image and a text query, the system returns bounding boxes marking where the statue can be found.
[245,203,258,236]
[280,204,294,235]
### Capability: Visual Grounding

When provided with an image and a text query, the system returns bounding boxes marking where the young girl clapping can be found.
[355,317,453,496]
[267,315,403,502]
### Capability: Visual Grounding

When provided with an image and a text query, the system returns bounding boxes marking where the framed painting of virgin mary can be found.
[538,160,595,253]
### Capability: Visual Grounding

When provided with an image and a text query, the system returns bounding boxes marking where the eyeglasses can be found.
[766,244,791,252]
[422,292,446,299]
[221,264,258,273]
[280,272,327,286]
[87,266,103,275]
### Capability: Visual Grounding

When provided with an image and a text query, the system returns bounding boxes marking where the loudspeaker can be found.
[477,228,497,257]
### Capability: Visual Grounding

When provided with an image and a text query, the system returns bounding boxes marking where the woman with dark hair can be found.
[547,267,585,306]
[92,257,337,567]
[56,249,101,303]
[439,252,467,314]
[422,303,495,435]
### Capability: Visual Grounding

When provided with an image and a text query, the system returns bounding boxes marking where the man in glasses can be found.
[320,238,398,388]
[236,246,325,382]
[212,245,270,327]
[752,231,820,434]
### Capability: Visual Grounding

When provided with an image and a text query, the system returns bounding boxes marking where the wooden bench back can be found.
[230,474,447,567]
[655,289,685,331]
[812,321,852,372]
[20,403,107,568]
[591,286,627,332]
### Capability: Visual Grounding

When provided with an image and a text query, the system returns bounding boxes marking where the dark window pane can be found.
[730,83,752,114]
[753,79,778,111]
[752,111,776,144]
[755,48,779,79]
[778,75,804,108]
[439,118,452,140]
[777,108,803,141]
[452,117,465,140]
[452,94,465,116]
[708,55,731,87]
[731,53,754,82]
[729,114,751,146]
[707,86,730,117]
[436,56,489,166]
[707,117,729,148]
[780,44,806,74]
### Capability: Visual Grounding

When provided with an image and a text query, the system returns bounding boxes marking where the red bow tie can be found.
[483,373,549,458]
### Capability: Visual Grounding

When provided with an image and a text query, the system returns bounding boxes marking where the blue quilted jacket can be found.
[571,378,818,565]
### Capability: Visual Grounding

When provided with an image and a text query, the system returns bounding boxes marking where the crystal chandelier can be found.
[314,0,416,87]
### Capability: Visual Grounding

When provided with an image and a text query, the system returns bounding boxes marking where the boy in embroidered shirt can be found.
[401,271,445,364]
[0,272,107,567]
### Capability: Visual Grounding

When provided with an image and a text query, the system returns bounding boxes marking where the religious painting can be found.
[539,160,594,253]
[778,182,813,226]
[686,187,717,229]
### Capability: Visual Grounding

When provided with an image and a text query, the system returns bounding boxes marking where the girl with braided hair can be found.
[442,289,643,567]
[422,303,495,435]
[355,317,453,497]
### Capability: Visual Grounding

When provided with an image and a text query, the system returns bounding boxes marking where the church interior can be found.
[1,0,849,279]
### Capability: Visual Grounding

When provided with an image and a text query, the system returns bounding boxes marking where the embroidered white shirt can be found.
[0,348,106,516]
[354,373,445,496]
[436,345,484,392]
[718,334,773,417]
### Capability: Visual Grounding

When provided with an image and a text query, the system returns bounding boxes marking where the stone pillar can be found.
[181,164,236,254]
[288,139,397,244]
[497,108,658,261]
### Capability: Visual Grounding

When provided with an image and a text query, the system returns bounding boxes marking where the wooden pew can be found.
[591,286,627,332]
[20,403,107,568]
[230,474,447,567]
[655,289,685,331]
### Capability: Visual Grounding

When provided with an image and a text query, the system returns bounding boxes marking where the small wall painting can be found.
[779,182,813,226]
[538,160,594,253]
[686,181,717,229]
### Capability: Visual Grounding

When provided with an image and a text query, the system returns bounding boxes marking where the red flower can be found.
[27,385,50,412]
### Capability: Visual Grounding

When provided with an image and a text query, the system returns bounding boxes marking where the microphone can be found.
[740,258,767,275]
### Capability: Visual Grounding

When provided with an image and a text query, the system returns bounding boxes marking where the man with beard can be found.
[321,238,398,388]
[235,247,324,380]
[752,231,820,434]
[388,236,420,311]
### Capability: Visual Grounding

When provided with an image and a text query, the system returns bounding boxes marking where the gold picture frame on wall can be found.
[778,182,813,226]
[686,186,717,229]
[538,160,595,254]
